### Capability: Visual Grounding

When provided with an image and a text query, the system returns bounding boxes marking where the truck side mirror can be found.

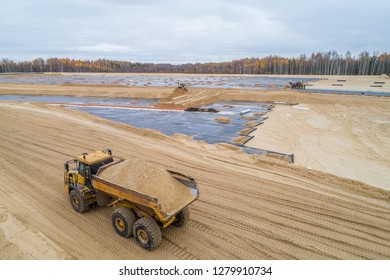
[65,163,69,171]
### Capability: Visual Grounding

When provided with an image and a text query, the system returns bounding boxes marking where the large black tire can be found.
[172,208,190,227]
[111,208,136,238]
[133,217,162,250]
[69,190,88,213]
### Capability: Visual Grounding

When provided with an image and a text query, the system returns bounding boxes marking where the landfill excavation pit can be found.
[1,101,390,260]
[0,94,269,150]
[2,74,389,95]
[0,74,318,90]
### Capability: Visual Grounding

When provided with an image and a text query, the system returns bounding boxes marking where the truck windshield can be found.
[90,158,114,174]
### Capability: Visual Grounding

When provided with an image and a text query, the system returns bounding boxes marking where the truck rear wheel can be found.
[69,190,88,213]
[172,208,190,227]
[133,217,162,250]
[112,208,136,238]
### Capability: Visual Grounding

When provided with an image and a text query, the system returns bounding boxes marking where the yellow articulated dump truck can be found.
[64,149,199,250]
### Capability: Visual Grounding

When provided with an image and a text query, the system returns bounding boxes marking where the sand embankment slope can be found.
[0,82,224,109]
[0,82,173,99]
[0,102,389,260]
[245,100,390,190]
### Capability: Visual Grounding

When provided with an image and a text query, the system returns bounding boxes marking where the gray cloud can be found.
[0,0,389,62]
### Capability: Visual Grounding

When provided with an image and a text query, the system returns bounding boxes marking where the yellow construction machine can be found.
[64,149,199,250]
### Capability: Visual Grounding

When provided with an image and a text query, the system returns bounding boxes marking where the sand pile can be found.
[231,135,251,145]
[173,87,188,95]
[214,117,231,124]
[238,128,254,135]
[241,116,257,120]
[244,121,259,127]
[98,159,194,214]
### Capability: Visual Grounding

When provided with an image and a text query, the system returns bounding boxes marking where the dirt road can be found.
[1,102,389,259]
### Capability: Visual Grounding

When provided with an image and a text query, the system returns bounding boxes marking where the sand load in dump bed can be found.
[98,158,195,214]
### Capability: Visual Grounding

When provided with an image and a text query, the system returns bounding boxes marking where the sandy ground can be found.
[0,79,390,259]
[307,75,390,93]
[245,103,390,190]
[0,101,389,260]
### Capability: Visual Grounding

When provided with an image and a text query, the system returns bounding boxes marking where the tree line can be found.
[1,51,389,75]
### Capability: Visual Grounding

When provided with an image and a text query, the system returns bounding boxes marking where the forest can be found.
[1,51,389,75]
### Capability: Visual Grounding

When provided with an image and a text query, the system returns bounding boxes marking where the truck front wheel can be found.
[172,208,190,227]
[111,208,136,238]
[69,190,88,213]
[133,217,162,250]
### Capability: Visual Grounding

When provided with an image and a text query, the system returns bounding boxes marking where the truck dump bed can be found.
[92,158,199,221]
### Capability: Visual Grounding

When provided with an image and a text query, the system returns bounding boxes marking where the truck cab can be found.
[64,149,113,212]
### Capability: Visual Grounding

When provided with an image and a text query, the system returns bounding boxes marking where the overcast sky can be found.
[0,0,389,63]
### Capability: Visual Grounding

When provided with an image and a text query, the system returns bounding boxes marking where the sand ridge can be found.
[214,117,231,124]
